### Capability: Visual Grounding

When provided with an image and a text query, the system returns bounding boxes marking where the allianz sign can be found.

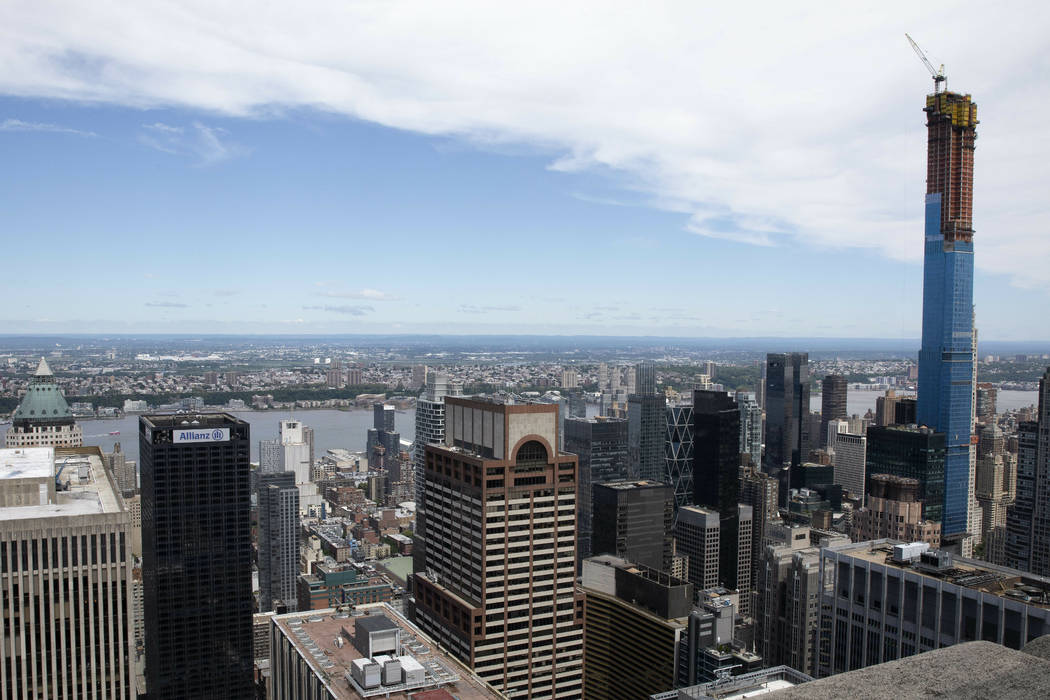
[173,428,230,444]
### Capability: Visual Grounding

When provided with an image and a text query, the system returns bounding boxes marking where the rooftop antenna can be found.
[906,33,946,93]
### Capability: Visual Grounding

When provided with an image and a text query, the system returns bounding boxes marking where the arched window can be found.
[515,440,548,463]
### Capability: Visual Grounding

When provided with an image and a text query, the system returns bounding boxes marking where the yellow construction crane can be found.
[906,33,946,93]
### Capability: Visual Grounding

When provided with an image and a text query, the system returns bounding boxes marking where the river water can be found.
[810,388,1038,417]
[0,390,1036,464]
[0,408,416,464]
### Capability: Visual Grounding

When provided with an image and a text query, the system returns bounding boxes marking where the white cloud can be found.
[138,121,247,164]
[302,304,373,315]
[0,3,1048,287]
[459,304,521,314]
[319,288,401,301]
[0,118,95,136]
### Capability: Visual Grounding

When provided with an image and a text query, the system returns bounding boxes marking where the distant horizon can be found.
[0,332,1047,353]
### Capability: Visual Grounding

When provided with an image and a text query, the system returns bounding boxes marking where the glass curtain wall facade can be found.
[916,91,978,538]
[666,403,695,514]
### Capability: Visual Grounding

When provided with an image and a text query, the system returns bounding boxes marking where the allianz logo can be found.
[176,429,225,441]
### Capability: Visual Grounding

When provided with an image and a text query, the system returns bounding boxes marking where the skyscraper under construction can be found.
[916,87,978,541]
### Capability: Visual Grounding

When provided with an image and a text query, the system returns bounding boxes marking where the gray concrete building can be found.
[105,441,137,495]
[817,539,1050,678]
[739,464,779,602]
[675,506,720,590]
[410,372,458,584]
[1005,369,1050,576]
[831,432,867,505]
[258,471,300,613]
[757,527,849,678]
[0,446,135,699]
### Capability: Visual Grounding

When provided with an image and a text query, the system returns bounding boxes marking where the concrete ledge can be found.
[1022,634,1050,663]
[772,639,1050,699]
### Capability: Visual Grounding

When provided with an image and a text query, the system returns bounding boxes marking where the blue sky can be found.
[1,2,1048,339]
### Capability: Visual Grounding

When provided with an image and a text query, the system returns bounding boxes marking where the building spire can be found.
[34,356,53,377]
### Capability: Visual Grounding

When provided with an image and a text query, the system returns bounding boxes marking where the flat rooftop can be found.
[833,541,1050,610]
[651,666,813,700]
[272,604,503,700]
[0,447,54,480]
[141,412,247,428]
[600,479,668,491]
[0,447,121,521]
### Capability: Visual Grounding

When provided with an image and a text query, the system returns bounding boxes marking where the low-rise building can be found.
[298,562,394,611]
[269,604,504,699]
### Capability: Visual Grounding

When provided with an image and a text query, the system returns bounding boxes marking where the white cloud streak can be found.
[318,288,401,301]
[1,2,1048,287]
[0,118,95,136]
[138,121,246,164]
[302,304,373,315]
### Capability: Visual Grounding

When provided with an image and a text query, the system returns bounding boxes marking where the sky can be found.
[1,2,1048,340]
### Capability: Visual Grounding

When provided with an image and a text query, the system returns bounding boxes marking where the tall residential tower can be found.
[916,88,978,541]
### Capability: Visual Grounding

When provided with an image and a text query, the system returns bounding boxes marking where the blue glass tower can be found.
[916,90,978,537]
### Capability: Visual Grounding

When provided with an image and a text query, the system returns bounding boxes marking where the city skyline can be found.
[5,6,1050,698]
[2,4,1050,339]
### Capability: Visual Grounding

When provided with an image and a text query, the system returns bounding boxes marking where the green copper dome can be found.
[11,357,74,424]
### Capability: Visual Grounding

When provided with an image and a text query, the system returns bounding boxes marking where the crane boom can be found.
[905,33,946,92]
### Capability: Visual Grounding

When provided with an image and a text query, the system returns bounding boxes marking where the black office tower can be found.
[819,374,847,447]
[140,414,254,699]
[592,480,673,572]
[764,353,810,504]
[629,393,667,482]
[692,390,741,510]
[865,424,946,523]
[692,390,746,590]
[564,416,629,560]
